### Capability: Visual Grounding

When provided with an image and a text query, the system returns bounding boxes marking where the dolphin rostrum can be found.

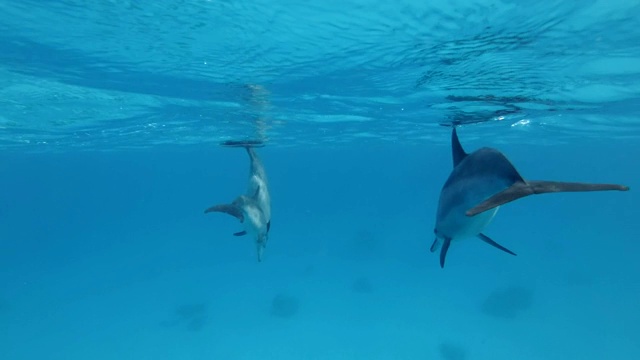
[205,140,272,261]
[431,127,629,268]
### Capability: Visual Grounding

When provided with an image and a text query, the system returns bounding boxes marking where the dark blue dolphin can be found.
[431,128,629,268]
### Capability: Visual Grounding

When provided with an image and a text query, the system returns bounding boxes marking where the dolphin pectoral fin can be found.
[233,231,247,236]
[527,180,629,193]
[430,238,441,253]
[204,204,245,222]
[440,237,452,268]
[466,182,532,216]
[477,233,517,256]
[465,180,630,216]
[267,221,271,232]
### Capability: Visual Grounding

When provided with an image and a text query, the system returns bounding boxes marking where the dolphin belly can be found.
[247,173,271,222]
[438,205,499,240]
[435,175,505,241]
[242,204,268,236]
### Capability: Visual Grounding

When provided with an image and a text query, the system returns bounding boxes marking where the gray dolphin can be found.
[431,127,629,268]
[205,141,272,261]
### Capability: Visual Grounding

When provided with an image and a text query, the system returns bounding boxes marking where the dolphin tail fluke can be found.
[220,140,263,172]
[204,203,244,222]
[439,237,452,268]
[220,140,265,148]
[466,180,630,216]
[477,233,517,256]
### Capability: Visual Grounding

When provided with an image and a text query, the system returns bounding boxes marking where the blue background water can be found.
[1,1,639,359]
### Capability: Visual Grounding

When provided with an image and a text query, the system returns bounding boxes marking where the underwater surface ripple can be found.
[1,0,639,150]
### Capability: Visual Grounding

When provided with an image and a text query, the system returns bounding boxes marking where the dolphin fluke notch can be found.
[466,180,630,216]
[204,203,244,222]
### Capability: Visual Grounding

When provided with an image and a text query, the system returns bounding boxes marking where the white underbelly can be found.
[243,205,267,236]
[439,206,499,240]
[247,176,271,221]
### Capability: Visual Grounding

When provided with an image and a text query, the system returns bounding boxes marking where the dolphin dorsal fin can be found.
[451,127,467,168]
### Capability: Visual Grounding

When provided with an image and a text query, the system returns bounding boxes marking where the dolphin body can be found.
[205,141,271,261]
[431,128,629,268]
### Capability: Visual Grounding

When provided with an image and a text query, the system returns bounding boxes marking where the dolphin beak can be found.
[257,243,264,262]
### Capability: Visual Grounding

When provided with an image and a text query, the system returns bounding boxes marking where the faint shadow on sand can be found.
[351,277,374,294]
[270,293,299,319]
[160,302,208,332]
[481,285,533,319]
[438,342,468,360]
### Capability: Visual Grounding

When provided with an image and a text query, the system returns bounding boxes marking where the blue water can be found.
[1,1,639,359]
